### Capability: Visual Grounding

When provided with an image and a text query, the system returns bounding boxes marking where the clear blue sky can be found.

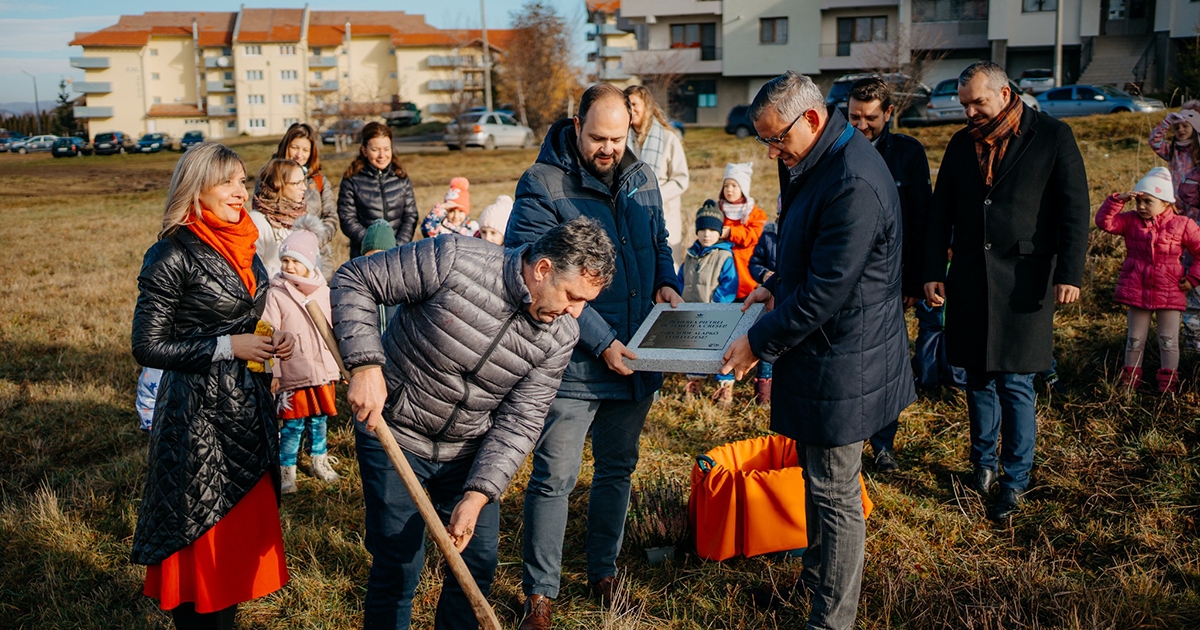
[0,0,585,107]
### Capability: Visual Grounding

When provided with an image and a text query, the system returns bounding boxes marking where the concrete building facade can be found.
[69,8,513,138]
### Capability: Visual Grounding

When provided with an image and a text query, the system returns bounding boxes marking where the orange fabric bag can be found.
[688,435,874,561]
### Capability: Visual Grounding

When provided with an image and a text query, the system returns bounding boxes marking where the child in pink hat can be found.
[421,177,479,238]
[1096,166,1200,394]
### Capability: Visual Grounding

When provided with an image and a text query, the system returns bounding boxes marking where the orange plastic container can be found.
[688,435,874,561]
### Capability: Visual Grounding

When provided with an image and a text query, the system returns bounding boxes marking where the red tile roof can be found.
[70,12,237,47]
[392,29,516,53]
[148,104,206,118]
[587,1,620,14]
[236,8,304,43]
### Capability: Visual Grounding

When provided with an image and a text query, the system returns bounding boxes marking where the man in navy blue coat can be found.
[505,83,682,629]
[724,70,915,630]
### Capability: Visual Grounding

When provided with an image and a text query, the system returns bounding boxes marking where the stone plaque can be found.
[626,303,765,374]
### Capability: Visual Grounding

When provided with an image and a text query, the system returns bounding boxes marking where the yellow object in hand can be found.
[247,320,274,373]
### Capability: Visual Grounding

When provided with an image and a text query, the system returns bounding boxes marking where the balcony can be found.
[427,55,481,68]
[621,47,721,76]
[427,79,463,91]
[821,0,897,7]
[206,80,236,92]
[620,0,721,19]
[909,20,989,50]
[309,79,339,92]
[74,82,111,94]
[599,46,630,59]
[428,103,454,115]
[204,56,233,69]
[207,105,237,116]
[598,67,633,81]
[73,106,114,118]
[70,56,109,69]
[308,55,337,67]
[818,40,895,71]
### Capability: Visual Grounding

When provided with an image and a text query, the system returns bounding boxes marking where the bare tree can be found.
[620,49,690,118]
[861,23,950,122]
[498,1,581,134]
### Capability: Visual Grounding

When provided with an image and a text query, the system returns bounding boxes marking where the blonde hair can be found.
[256,158,302,204]
[624,85,670,143]
[159,143,246,239]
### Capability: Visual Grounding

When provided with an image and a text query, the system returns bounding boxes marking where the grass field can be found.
[2,114,1199,629]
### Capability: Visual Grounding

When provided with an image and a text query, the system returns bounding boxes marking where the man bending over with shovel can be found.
[331,217,615,630]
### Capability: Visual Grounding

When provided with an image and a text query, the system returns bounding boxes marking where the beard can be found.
[578,142,622,179]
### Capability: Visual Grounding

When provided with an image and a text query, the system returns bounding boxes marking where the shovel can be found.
[304,300,502,630]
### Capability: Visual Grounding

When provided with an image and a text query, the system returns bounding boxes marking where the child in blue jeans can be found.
[681,200,740,405]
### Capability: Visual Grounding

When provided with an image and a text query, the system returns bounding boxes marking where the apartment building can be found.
[69,8,513,138]
[615,0,1198,127]
[585,1,639,88]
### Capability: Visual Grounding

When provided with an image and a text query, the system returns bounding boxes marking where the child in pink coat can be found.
[1096,167,1200,393]
[262,217,343,492]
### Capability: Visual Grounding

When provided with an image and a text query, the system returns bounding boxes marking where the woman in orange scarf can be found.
[131,143,295,629]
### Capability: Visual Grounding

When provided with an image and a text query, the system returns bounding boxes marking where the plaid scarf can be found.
[636,119,668,176]
[252,192,306,230]
[968,92,1024,186]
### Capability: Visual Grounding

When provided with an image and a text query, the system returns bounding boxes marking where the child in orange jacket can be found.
[718,162,767,300]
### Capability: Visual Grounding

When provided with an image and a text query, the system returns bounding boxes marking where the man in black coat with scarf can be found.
[924,61,1090,520]
[723,70,915,630]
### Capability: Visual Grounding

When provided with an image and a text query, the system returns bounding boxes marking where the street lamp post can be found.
[21,70,42,135]
[480,0,493,112]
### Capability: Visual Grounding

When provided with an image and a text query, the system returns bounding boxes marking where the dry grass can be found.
[2,113,1200,629]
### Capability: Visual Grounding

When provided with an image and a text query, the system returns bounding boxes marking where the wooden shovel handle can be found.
[304,301,502,630]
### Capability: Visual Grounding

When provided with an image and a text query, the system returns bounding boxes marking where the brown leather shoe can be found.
[589,576,617,609]
[519,594,552,630]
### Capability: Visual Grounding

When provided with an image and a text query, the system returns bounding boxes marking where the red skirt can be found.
[277,382,338,420]
[144,475,289,612]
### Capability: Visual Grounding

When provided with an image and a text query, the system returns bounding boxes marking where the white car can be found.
[1018,69,1056,95]
[12,134,60,154]
[444,112,535,150]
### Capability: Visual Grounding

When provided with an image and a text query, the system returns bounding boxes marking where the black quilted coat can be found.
[337,162,419,258]
[130,229,277,567]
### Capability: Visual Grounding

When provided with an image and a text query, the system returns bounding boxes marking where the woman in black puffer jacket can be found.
[131,143,295,630]
[337,122,418,257]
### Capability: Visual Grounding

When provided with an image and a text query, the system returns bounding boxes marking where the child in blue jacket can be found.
[680,200,740,405]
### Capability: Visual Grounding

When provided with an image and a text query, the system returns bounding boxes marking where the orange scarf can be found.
[968,92,1024,186]
[187,207,260,296]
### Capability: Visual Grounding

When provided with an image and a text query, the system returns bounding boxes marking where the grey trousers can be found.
[797,440,866,630]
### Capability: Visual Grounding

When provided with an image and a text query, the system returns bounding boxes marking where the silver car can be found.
[1018,69,1055,95]
[11,134,60,154]
[444,112,535,150]
[925,79,1041,125]
[1037,85,1165,118]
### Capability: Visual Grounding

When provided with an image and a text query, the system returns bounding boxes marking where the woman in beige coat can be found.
[626,85,690,264]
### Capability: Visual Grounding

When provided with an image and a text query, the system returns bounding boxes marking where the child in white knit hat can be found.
[717,162,768,301]
[477,195,513,245]
[1095,166,1200,394]
[262,216,342,492]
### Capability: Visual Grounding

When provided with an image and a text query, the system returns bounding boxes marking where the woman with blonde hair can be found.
[262,123,338,271]
[625,84,690,263]
[337,121,418,257]
[131,142,294,630]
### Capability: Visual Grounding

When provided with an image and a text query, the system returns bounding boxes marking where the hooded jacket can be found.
[505,119,680,401]
[261,273,341,392]
[679,240,738,304]
[1095,193,1200,311]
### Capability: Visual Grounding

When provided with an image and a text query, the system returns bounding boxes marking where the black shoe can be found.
[873,448,899,473]
[988,488,1022,520]
[971,466,1000,496]
[749,580,812,610]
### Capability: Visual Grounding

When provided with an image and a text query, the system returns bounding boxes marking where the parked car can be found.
[136,132,169,153]
[724,104,754,139]
[466,105,516,117]
[0,132,28,153]
[322,120,365,145]
[826,73,932,126]
[1037,84,1165,118]
[92,131,135,155]
[925,79,1041,125]
[383,102,423,127]
[1018,69,1055,95]
[444,111,535,150]
[12,134,59,154]
[51,137,88,158]
[179,130,205,151]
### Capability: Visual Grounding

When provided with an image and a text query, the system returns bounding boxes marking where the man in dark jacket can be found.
[723,70,915,630]
[505,83,682,629]
[331,218,614,629]
[923,62,1089,521]
[847,76,934,473]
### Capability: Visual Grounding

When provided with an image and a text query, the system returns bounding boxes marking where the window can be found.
[669,23,718,61]
[389,71,397,79]
[279,45,296,56]
[313,71,323,80]
[224,95,235,105]
[249,118,266,129]
[244,45,262,55]
[247,70,263,81]
[283,117,299,127]
[280,70,298,80]
[311,47,322,55]
[836,16,888,56]
[151,72,160,80]
[149,48,158,56]
[1045,88,1072,101]
[281,94,298,105]
[248,94,265,105]
[226,119,237,130]
[760,17,788,45]
[912,0,988,22]
[153,96,162,104]
[1075,86,1098,100]
[1023,0,1057,11]
[224,71,233,81]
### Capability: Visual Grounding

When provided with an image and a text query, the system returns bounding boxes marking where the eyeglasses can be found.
[755,111,805,148]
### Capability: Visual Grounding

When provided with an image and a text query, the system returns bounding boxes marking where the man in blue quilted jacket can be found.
[505,83,683,629]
